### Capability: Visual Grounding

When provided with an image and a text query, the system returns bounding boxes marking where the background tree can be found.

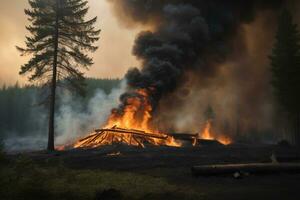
[17,0,100,151]
[270,8,300,146]
[204,105,216,122]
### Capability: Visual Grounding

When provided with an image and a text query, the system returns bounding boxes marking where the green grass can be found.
[1,155,299,200]
[0,156,202,200]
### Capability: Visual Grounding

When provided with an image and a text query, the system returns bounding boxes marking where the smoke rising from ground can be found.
[154,10,279,135]
[4,1,300,151]
[3,81,126,152]
[107,0,291,138]
[55,81,126,145]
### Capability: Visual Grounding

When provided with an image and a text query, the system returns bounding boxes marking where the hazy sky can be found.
[0,0,141,86]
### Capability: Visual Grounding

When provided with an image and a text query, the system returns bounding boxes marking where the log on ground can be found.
[191,163,300,177]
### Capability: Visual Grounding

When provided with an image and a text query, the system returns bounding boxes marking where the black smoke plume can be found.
[108,0,287,134]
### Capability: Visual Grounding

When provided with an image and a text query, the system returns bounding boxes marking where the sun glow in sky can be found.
[0,0,141,86]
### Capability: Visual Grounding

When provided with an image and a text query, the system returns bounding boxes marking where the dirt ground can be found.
[11,143,300,200]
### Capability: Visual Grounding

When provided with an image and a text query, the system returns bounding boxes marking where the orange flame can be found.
[105,89,153,132]
[69,89,232,150]
[199,121,232,145]
[73,89,181,148]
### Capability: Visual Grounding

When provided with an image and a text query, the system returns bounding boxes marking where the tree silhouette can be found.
[270,8,300,145]
[17,0,100,150]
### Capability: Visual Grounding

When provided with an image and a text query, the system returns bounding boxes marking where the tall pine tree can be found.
[17,0,100,151]
[270,8,300,145]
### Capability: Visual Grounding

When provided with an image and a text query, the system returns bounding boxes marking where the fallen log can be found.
[94,128,168,140]
[191,163,300,177]
[78,132,99,142]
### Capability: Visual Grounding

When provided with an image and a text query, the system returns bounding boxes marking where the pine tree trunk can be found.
[47,1,59,151]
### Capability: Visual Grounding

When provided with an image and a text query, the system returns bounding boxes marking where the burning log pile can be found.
[67,88,232,150]
[74,126,181,148]
[72,123,231,149]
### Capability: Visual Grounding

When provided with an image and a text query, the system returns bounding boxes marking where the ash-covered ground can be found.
[8,143,300,200]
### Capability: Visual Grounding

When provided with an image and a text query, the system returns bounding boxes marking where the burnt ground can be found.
[10,143,300,200]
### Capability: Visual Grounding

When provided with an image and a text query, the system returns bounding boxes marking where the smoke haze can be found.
[3,81,126,152]
[107,0,299,139]
[55,81,126,145]
[4,1,300,151]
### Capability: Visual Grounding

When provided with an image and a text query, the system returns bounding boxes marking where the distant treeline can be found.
[0,78,121,138]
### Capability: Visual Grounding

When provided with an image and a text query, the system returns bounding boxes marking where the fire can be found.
[199,121,232,145]
[73,89,181,148]
[68,89,232,150]
[201,121,214,140]
[105,89,153,132]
